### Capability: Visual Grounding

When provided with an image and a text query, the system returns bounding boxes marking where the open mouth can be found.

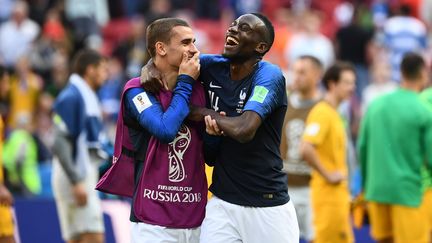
[225,36,239,47]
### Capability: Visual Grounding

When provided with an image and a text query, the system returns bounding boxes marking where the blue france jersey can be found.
[53,84,104,161]
[53,85,86,141]
[200,54,289,207]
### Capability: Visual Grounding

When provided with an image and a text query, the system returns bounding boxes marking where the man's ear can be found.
[155,42,167,56]
[255,42,268,54]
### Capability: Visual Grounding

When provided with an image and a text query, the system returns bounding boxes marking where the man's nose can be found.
[189,43,198,54]
[227,25,238,34]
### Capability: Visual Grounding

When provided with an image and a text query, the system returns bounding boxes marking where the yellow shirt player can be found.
[7,58,41,130]
[301,62,356,243]
[0,65,15,243]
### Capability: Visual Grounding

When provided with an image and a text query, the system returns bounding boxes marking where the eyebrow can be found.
[181,38,195,44]
[240,22,252,28]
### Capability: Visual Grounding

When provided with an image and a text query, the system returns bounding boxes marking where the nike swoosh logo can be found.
[209,82,222,89]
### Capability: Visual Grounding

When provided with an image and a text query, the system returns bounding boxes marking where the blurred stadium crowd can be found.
[1,0,432,242]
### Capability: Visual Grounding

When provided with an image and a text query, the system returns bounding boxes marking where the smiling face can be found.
[223,14,269,61]
[162,26,197,69]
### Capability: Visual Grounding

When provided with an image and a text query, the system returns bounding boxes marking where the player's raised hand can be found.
[179,51,200,80]
[141,59,167,93]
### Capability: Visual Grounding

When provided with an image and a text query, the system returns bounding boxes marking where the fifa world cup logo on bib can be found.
[168,125,191,182]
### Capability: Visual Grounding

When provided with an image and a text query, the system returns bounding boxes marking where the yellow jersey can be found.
[8,73,41,129]
[302,101,349,203]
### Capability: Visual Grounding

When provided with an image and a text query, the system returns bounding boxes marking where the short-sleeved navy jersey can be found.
[200,54,289,207]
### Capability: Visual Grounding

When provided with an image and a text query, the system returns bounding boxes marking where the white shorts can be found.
[55,193,105,241]
[200,196,299,243]
[52,159,104,241]
[131,222,200,243]
[289,186,314,241]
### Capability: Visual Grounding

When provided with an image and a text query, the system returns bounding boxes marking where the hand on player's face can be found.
[179,51,200,80]
[141,59,167,93]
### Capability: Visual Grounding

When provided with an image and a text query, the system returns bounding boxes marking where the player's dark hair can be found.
[72,49,104,76]
[298,55,323,70]
[401,52,425,81]
[251,13,274,55]
[322,61,355,90]
[146,18,190,57]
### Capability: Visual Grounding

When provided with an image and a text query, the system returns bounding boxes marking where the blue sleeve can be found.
[243,63,286,119]
[124,74,194,143]
[53,87,85,140]
[199,54,213,70]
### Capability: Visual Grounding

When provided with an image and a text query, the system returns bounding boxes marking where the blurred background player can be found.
[421,82,432,241]
[301,62,356,243]
[0,65,14,243]
[358,52,432,243]
[280,55,323,242]
[51,49,108,243]
[382,4,427,83]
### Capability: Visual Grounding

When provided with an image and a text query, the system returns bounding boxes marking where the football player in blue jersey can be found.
[52,49,108,243]
[142,13,299,243]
